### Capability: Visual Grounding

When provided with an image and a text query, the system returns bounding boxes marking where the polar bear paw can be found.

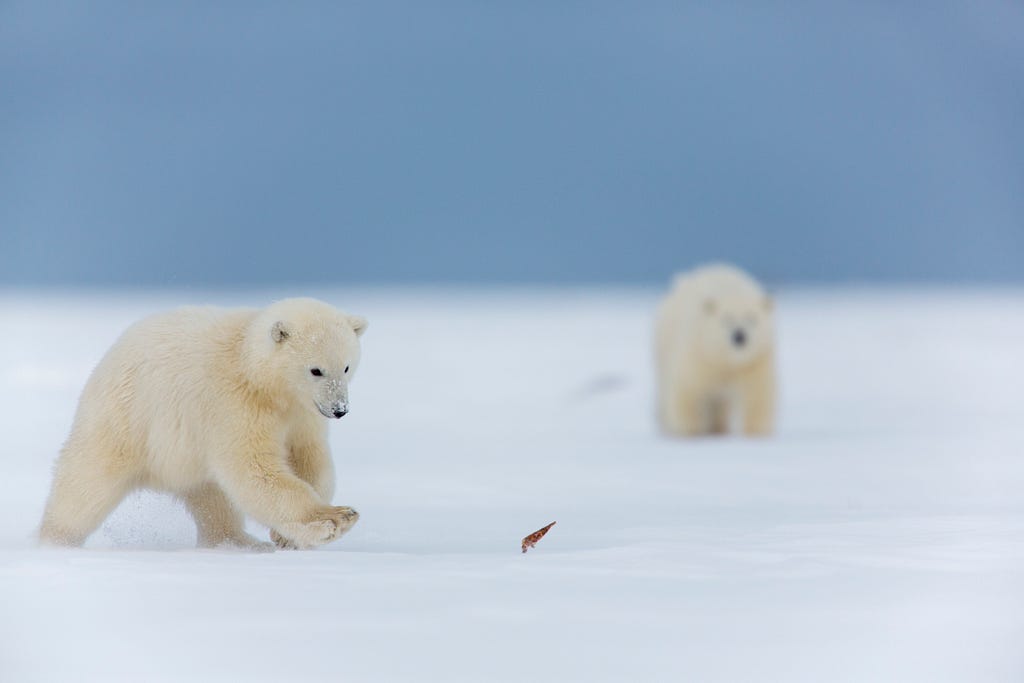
[275,506,359,549]
[270,529,298,550]
[220,533,277,553]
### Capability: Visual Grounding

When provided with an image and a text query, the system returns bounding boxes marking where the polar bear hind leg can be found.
[38,439,137,546]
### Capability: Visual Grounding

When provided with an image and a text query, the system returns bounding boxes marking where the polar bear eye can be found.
[310,368,323,377]
[344,366,349,374]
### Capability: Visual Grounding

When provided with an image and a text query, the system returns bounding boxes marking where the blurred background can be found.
[2,1,1022,288]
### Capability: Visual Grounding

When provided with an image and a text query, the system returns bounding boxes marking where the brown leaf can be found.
[521,521,556,554]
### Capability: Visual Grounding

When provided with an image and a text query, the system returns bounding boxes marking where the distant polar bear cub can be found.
[39,298,367,550]
[655,264,776,437]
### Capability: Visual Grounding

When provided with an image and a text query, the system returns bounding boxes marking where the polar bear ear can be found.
[348,315,368,337]
[703,298,717,315]
[271,321,290,343]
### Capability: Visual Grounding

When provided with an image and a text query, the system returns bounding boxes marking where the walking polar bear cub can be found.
[655,264,776,437]
[39,298,367,550]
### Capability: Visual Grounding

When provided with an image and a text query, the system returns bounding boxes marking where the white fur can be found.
[654,264,776,437]
[38,297,367,550]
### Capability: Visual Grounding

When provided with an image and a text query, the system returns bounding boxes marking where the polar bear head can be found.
[697,288,773,369]
[247,298,367,418]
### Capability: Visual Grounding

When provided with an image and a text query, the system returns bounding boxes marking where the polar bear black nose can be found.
[333,409,347,418]
[732,329,747,347]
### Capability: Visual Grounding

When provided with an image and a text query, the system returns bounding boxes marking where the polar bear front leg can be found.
[270,436,339,549]
[287,435,336,503]
[708,396,731,435]
[211,444,357,549]
[660,384,709,437]
[183,483,274,551]
[740,359,776,436]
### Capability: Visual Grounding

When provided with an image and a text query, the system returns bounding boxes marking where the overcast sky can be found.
[2,2,1022,287]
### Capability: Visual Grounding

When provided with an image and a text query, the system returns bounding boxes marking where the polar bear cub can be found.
[39,297,367,550]
[655,264,775,436]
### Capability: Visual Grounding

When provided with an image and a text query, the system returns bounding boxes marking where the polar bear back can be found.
[667,263,765,315]
[69,306,259,490]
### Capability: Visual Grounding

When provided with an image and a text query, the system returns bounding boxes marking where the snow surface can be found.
[1,287,1023,682]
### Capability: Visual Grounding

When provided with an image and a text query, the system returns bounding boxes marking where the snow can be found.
[1,287,1022,682]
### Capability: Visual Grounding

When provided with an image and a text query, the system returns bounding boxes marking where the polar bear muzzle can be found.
[314,376,350,419]
[731,328,747,348]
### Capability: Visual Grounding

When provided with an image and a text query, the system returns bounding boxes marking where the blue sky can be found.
[2,2,1022,286]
